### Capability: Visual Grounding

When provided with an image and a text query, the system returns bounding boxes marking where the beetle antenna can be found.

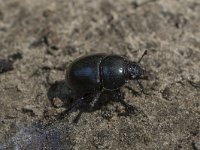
[138,50,147,63]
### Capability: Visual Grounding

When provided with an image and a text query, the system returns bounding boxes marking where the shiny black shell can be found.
[66,53,128,97]
[101,55,127,89]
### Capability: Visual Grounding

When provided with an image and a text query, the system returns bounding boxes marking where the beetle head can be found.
[126,50,148,80]
[126,62,147,80]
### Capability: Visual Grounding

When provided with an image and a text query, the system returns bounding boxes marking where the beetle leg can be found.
[137,80,144,93]
[116,90,135,114]
[59,97,84,119]
[73,110,83,124]
[89,92,101,109]
[137,80,149,95]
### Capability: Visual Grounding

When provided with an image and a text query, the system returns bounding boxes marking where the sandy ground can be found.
[0,0,200,149]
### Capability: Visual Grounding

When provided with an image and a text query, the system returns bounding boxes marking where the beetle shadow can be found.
[47,81,143,124]
[47,80,72,108]
[47,81,141,123]
[47,80,113,123]
[65,92,116,123]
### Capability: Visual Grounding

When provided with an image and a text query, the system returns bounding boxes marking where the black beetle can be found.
[63,50,148,118]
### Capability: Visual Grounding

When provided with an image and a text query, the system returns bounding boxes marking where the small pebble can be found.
[52,97,64,108]
[44,107,58,117]
[0,59,13,73]
[8,52,23,61]
[22,106,36,117]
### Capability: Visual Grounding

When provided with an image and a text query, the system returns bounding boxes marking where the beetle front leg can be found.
[137,80,149,95]
[115,90,135,115]
[137,80,144,93]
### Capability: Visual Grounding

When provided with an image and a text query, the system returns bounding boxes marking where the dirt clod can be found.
[0,59,13,73]
[52,97,64,108]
